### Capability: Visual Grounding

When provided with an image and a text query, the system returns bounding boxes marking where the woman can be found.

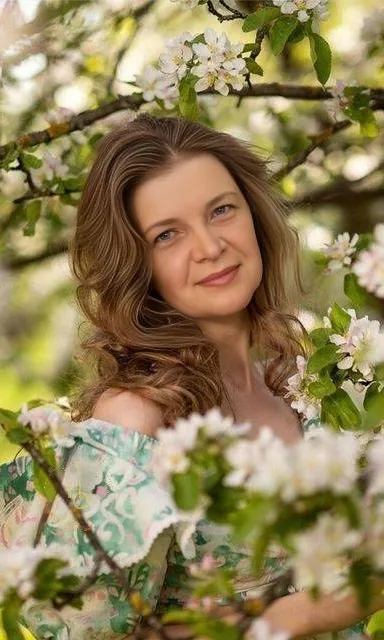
[1,114,382,639]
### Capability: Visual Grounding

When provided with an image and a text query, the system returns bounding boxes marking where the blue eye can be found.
[154,229,176,244]
[213,204,233,217]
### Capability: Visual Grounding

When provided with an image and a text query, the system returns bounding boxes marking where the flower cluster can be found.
[151,407,250,485]
[289,513,361,593]
[0,547,48,602]
[284,355,321,420]
[152,407,384,601]
[272,0,328,23]
[134,28,247,108]
[224,427,360,501]
[321,231,359,272]
[17,402,74,448]
[352,224,384,299]
[325,308,384,381]
[30,151,69,190]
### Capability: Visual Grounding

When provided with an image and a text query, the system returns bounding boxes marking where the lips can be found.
[198,265,239,284]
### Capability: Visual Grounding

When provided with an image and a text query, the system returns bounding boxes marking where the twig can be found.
[272,119,352,181]
[22,440,131,591]
[217,0,246,18]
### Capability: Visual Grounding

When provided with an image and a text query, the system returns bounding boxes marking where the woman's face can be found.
[132,153,263,323]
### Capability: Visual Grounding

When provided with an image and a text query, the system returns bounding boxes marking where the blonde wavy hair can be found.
[69,113,309,426]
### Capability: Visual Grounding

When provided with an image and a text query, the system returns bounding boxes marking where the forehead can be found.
[132,154,238,226]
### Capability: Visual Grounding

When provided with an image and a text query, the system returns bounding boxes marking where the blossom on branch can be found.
[329,309,384,380]
[283,355,321,420]
[17,404,74,447]
[135,27,247,108]
[352,223,384,299]
[289,513,362,593]
[321,231,359,272]
[272,0,328,23]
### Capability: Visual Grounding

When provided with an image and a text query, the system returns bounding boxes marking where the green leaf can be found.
[344,273,372,307]
[63,175,86,191]
[162,609,205,624]
[172,467,200,510]
[21,152,42,169]
[308,374,336,399]
[23,199,42,237]
[0,407,18,429]
[1,598,24,640]
[242,7,280,32]
[363,382,383,411]
[6,426,31,445]
[308,32,332,84]
[329,302,351,334]
[245,58,263,76]
[178,75,200,121]
[367,610,384,638]
[193,617,241,640]
[287,23,306,44]
[32,446,57,501]
[306,344,342,374]
[309,327,332,348]
[321,389,362,430]
[270,17,299,55]
[359,109,379,137]
[230,495,274,544]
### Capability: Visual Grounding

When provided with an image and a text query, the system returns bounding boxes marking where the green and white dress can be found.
[0,416,368,639]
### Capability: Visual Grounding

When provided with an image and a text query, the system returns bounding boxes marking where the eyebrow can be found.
[143,191,239,235]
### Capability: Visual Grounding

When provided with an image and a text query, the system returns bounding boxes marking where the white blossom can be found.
[284,355,321,420]
[284,430,359,501]
[289,514,362,594]
[272,0,328,23]
[30,151,69,189]
[159,34,194,81]
[224,427,291,495]
[191,28,246,96]
[248,617,291,640]
[0,169,28,200]
[352,224,384,299]
[134,64,179,109]
[321,231,359,272]
[0,546,48,602]
[329,309,384,379]
[17,404,74,447]
[326,80,361,120]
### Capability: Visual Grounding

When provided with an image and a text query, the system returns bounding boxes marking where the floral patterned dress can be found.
[0,416,368,639]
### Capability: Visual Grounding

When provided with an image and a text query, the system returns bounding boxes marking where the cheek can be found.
[151,251,186,299]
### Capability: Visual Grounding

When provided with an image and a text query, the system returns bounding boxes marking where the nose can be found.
[191,225,225,262]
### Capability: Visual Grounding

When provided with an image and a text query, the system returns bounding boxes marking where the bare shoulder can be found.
[91,388,165,438]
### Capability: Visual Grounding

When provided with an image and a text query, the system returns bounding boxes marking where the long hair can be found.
[68,113,309,426]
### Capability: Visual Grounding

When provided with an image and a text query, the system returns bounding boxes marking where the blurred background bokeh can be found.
[0,0,383,461]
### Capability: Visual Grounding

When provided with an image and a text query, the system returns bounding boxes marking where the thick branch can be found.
[3,83,374,163]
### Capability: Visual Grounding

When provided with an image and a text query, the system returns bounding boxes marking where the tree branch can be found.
[0,83,351,163]
[272,119,352,181]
